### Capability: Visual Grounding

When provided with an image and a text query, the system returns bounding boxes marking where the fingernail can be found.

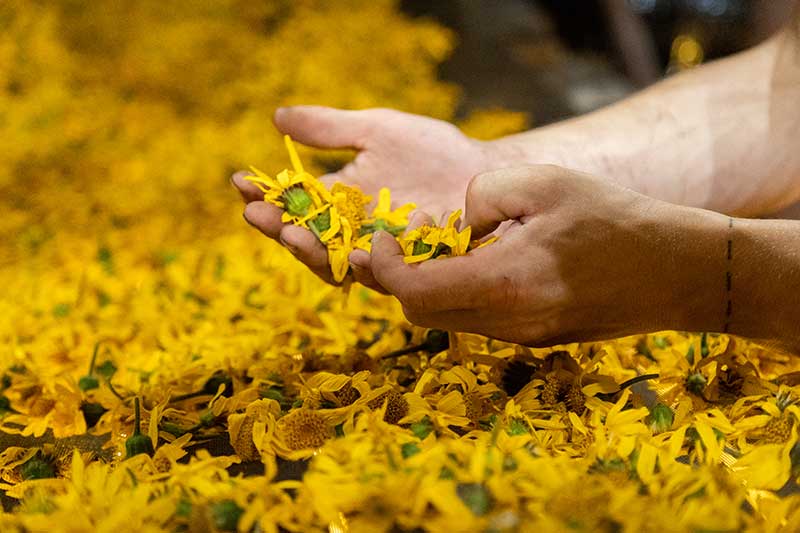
[373,231,392,246]
[231,173,252,191]
[280,236,299,255]
[349,250,370,269]
[243,212,253,226]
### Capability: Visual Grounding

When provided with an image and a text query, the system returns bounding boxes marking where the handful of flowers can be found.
[246,136,491,282]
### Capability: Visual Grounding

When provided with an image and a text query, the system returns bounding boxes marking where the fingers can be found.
[243,202,285,240]
[242,202,335,284]
[279,225,334,283]
[273,106,373,150]
[348,249,387,294]
[464,165,569,239]
[347,212,434,294]
[408,211,434,231]
[231,170,264,203]
[464,167,532,239]
[368,231,407,289]
[370,231,501,314]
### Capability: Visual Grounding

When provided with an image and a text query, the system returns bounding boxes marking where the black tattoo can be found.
[724,217,733,333]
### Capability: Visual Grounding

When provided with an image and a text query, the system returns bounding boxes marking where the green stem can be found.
[133,397,142,436]
[596,374,660,402]
[618,373,660,390]
[126,467,138,487]
[171,390,203,402]
[380,343,427,359]
[87,342,100,376]
[106,379,128,401]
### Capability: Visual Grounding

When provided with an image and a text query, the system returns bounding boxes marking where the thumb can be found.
[369,230,407,293]
[464,165,564,239]
[273,106,372,150]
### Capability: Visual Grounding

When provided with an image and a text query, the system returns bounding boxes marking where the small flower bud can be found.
[282,186,313,217]
[686,373,707,395]
[648,402,674,434]
[210,500,244,532]
[125,397,155,458]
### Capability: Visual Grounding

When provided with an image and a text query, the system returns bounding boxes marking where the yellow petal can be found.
[694,420,722,462]
[567,412,588,435]
[284,135,304,173]
[404,250,436,263]
[730,443,791,490]
[446,209,463,228]
[375,188,392,213]
[328,247,350,283]
[636,442,658,483]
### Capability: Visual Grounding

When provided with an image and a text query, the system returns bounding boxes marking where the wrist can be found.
[726,218,800,353]
[639,200,731,334]
[484,124,628,188]
[633,201,800,353]
[482,131,569,173]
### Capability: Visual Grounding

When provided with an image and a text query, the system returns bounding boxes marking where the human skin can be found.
[233,10,799,286]
[367,165,800,354]
[231,9,800,347]
[493,20,800,217]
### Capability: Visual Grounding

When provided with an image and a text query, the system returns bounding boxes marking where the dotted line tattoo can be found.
[724,217,733,333]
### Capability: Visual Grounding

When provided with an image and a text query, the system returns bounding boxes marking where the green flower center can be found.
[282,186,313,217]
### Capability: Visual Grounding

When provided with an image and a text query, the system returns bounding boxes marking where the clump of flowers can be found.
[399,210,472,263]
[248,136,496,280]
[247,135,412,282]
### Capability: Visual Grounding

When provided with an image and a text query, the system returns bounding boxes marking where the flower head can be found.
[399,210,472,264]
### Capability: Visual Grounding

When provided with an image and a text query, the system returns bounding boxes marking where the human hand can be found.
[232,106,497,284]
[364,165,729,346]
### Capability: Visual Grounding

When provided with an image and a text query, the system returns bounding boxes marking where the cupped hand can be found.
[363,165,729,346]
[232,106,498,284]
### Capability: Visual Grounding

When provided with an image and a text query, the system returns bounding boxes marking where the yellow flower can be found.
[730,427,797,490]
[327,231,355,284]
[11,1,800,530]
[246,135,333,224]
[329,182,371,235]
[357,188,416,249]
[399,210,472,264]
[276,408,335,456]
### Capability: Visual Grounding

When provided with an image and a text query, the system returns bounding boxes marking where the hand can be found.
[232,106,498,284]
[364,165,729,346]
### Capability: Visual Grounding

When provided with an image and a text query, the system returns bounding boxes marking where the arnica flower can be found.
[366,388,409,425]
[246,136,417,282]
[299,371,370,408]
[329,183,372,236]
[358,188,416,242]
[399,210,472,264]
[275,408,334,456]
[228,398,280,462]
[246,136,332,225]
[11,2,800,530]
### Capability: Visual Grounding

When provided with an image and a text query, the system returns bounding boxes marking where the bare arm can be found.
[726,216,800,351]
[233,7,800,286]
[492,12,800,216]
[366,166,800,353]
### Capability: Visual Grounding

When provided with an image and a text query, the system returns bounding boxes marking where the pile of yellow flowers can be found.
[4,1,800,532]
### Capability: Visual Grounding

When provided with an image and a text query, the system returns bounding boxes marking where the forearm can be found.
[654,204,800,353]
[490,27,800,216]
[728,217,800,351]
